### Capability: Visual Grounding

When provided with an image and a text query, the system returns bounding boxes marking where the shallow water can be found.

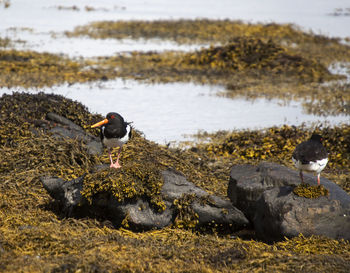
[1,0,350,37]
[1,0,350,57]
[2,80,348,144]
[1,0,349,143]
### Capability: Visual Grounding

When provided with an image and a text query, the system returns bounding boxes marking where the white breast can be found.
[292,157,328,174]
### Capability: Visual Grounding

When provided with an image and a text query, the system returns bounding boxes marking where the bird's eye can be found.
[111,115,115,119]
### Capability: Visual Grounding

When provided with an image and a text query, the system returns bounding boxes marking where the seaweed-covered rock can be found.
[228,162,350,241]
[41,168,248,231]
[41,172,174,230]
[161,169,249,230]
[45,112,103,155]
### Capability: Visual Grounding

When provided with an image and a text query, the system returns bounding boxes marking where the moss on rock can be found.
[293,184,330,198]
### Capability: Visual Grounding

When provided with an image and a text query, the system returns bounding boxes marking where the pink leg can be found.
[110,147,122,169]
[317,174,320,185]
[114,147,122,168]
[108,149,115,168]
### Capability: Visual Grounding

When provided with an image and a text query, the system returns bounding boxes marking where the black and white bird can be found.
[91,112,132,169]
[292,134,328,185]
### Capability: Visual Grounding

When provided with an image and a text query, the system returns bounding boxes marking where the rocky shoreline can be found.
[1,92,349,272]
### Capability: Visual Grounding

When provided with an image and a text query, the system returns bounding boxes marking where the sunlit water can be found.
[2,80,348,144]
[0,0,349,143]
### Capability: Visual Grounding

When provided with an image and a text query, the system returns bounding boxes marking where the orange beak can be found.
[91,118,108,128]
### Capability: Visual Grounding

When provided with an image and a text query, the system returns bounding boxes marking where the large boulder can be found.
[228,162,350,242]
[228,162,302,221]
[41,174,175,230]
[41,169,248,231]
[254,185,350,242]
[39,112,246,232]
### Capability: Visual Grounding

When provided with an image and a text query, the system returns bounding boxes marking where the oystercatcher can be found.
[292,134,328,185]
[91,112,132,168]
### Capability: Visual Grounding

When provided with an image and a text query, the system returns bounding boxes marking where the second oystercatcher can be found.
[292,134,328,185]
[91,112,132,168]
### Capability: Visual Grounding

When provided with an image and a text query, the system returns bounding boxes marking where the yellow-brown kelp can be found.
[0,49,105,88]
[1,92,350,272]
[293,183,330,198]
[191,124,350,193]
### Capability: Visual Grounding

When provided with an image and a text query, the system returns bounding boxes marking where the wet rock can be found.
[46,112,83,131]
[228,162,350,242]
[41,174,174,230]
[41,169,248,231]
[107,198,174,230]
[45,112,103,155]
[161,169,249,230]
[254,186,350,242]
[228,162,302,221]
[40,175,85,216]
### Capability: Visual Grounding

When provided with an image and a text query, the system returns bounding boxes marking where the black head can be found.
[105,112,125,124]
[310,134,323,142]
[106,112,122,120]
[91,112,126,129]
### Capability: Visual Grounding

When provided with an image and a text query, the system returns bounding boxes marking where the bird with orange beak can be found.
[91,112,132,168]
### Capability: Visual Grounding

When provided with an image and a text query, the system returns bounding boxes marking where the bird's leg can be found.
[299,170,305,184]
[113,147,122,168]
[317,173,321,186]
[108,148,115,168]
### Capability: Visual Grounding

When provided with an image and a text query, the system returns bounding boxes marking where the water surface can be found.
[2,80,348,143]
[1,0,349,143]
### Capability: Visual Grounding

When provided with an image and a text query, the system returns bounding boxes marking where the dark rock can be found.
[228,162,350,242]
[191,200,248,229]
[41,169,248,231]
[46,112,83,131]
[161,169,249,230]
[107,198,174,230]
[45,112,103,155]
[228,161,340,221]
[86,140,103,155]
[40,176,66,201]
[41,175,174,230]
[161,169,208,199]
[40,175,85,216]
[254,186,350,242]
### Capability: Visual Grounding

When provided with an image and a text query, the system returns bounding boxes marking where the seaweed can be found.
[181,37,332,82]
[0,49,105,88]
[190,124,350,193]
[293,184,330,198]
[1,93,349,272]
